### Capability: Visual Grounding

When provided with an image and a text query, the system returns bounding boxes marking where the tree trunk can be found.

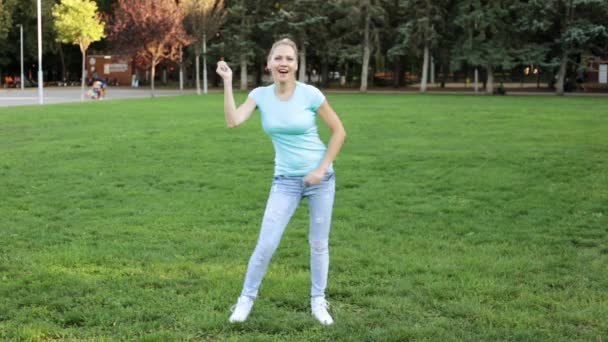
[369,59,375,88]
[299,44,306,83]
[486,65,494,95]
[203,35,208,94]
[430,54,435,85]
[80,49,86,101]
[321,58,329,88]
[179,47,184,93]
[394,58,403,87]
[555,55,567,96]
[59,44,66,84]
[151,63,156,98]
[257,63,263,86]
[341,63,349,86]
[420,44,429,92]
[195,53,201,95]
[240,54,248,90]
[360,5,371,92]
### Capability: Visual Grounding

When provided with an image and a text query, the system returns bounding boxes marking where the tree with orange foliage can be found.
[107,0,192,97]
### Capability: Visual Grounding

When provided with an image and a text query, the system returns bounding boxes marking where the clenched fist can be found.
[216,61,233,80]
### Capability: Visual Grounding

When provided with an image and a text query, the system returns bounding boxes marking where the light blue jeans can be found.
[240,172,336,299]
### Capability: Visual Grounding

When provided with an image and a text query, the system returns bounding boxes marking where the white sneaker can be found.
[311,297,334,325]
[229,296,254,323]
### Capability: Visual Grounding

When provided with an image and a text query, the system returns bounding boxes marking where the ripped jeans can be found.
[240,172,336,299]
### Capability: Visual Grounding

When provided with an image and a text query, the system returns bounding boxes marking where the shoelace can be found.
[313,300,331,310]
[230,298,252,313]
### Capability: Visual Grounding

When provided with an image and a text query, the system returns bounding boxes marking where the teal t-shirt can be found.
[249,82,332,176]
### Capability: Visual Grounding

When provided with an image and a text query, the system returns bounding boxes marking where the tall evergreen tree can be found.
[292,0,327,83]
[0,0,17,74]
[0,0,15,42]
[222,0,257,89]
[333,0,386,92]
[311,0,359,87]
[0,0,58,80]
[389,0,450,92]
[525,0,608,95]
[452,0,516,94]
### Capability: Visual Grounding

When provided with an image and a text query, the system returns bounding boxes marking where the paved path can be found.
[0,87,202,108]
[1,86,606,108]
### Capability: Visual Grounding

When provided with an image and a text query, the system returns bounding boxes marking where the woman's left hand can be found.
[303,169,325,185]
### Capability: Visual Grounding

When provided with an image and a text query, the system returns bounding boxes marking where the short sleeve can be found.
[308,85,326,111]
[248,87,261,104]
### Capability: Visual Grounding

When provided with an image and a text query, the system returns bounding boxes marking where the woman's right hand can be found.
[216,61,233,80]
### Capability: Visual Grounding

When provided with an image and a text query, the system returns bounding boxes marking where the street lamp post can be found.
[37,0,43,104]
[16,24,24,90]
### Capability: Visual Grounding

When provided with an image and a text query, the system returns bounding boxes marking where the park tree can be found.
[327,0,386,91]
[251,0,285,86]
[181,0,226,95]
[526,0,608,95]
[252,0,294,86]
[53,0,105,101]
[0,0,59,80]
[506,1,552,89]
[222,0,257,90]
[358,0,386,92]
[433,0,460,88]
[0,0,16,77]
[452,0,516,94]
[107,0,192,97]
[389,0,451,92]
[383,0,408,87]
[317,1,363,87]
[0,0,15,42]
[288,0,328,83]
[94,0,116,13]
[255,0,327,83]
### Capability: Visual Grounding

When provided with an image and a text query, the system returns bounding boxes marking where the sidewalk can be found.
[0,87,200,108]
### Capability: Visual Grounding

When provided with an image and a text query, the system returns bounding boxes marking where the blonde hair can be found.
[267,38,299,62]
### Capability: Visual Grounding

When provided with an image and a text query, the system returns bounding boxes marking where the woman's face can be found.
[267,44,298,83]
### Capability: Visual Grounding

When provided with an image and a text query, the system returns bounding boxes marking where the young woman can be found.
[216,38,346,325]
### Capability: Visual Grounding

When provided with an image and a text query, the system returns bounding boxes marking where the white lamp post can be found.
[37,0,43,104]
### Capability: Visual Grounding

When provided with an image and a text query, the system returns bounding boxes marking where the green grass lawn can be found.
[1,93,607,341]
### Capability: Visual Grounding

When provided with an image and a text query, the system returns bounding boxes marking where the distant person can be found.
[92,73,107,98]
[4,75,14,88]
[131,74,139,88]
[216,38,347,325]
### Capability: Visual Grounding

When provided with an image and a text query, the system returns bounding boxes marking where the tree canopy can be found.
[53,0,105,54]
[107,0,193,96]
[182,0,226,94]
[1,0,607,94]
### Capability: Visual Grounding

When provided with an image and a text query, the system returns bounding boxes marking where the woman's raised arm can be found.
[216,61,257,128]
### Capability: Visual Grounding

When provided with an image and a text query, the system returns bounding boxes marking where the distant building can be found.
[85,55,132,86]
[585,56,608,84]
